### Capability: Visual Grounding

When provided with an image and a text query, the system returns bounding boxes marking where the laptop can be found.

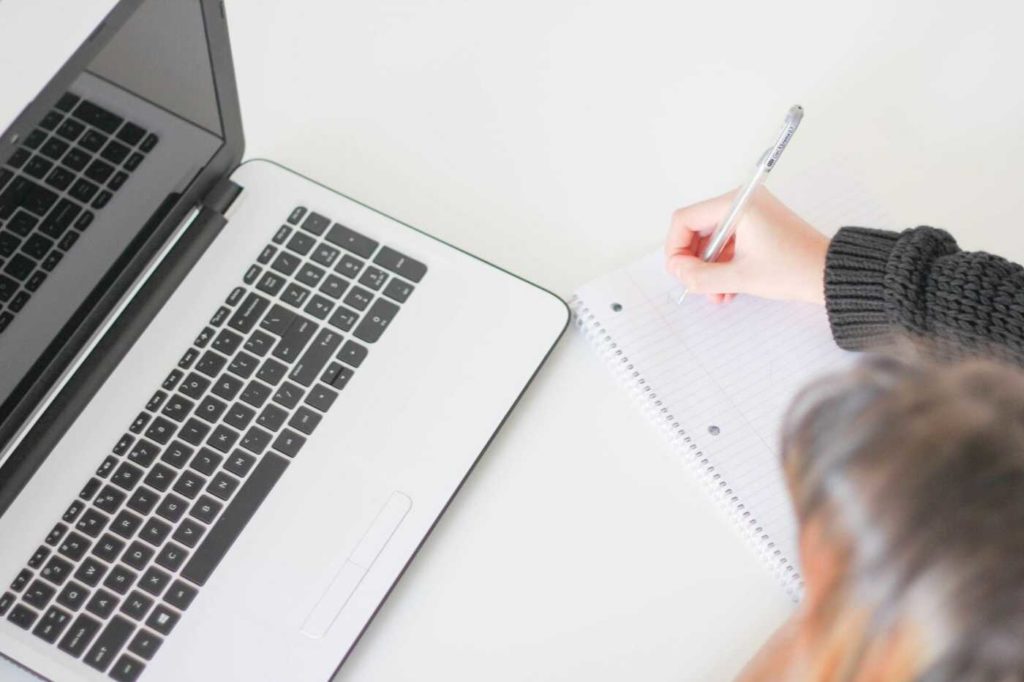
[0,0,568,679]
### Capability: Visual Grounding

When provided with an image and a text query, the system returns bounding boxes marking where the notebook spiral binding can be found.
[569,295,804,602]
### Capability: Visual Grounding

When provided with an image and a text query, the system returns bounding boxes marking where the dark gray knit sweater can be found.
[825,226,1024,363]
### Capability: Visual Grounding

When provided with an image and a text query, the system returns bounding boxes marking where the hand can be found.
[665,188,829,304]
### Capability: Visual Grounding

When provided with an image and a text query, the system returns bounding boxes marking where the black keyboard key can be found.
[125,152,144,171]
[59,532,92,561]
[85,589,119,619]
[92,189,112,209]
[289,407,322,435]
[32,605,72,644]
[207,424,240,453]
[94,485,126,514]
[62,146,90,171]
[273,316,318,362]
[23,579,57,609]
[327,305,359,332]
[257,244,277,264]
[162,394,194,422]
[127,440,160,467]
[272,382,303,409]
[0,312,14,332]
[260,303,294,336]
[190,448,223,475]
[225,450,256,478]
[338,340,368,367]
[256,404,287,432]
[92,535,126,563]
[119,591,153,621]
[110,654,146,682]
[155,542,189,572]
[9,291,30,312]
[271,250,300,276]
[165,580,198,611]
[180,371,211,400]
[40,110,64,130]
[28,545,50,568]
[311,243,340,268]
[335,253,363,279]
[210,305,230,326]
[0,593,14,617]
[343,285,373,311]
[121,542,154,572]
[196,395,227,423]
[140,132,159,152]
[359,265,389,290]
[56,581,90,611]
[128,629,162,661]
[7,603,38,630]
[0,177,30,219]
[146,604,179,636]
[173,518,205,548]
[126,487,159,516]
[295,262,325,287]
[256,358,287,385]
[0,273,18,301]
[290,328,343,386]
[111,462,144,492]
[75,558,107,588]
[286,231,315,256]
[57,613,102,656]
[8,148,30,169]
[374,245,427,282]
[117,122,146,146]
[143,464,175,492]
[300,211,329,235]
[138,518,172,547]
[73,100,123,134]
[195,350,227,377]
[103,565,137,595]
[211,373,244,402]
[273,224,292,244]
[40,136,70,160]
[9,209,38,235]
[224,402,256,431]
[110,510,143,539]
[46,166,75,192]
[227,292,270,334]
[304,294,334,320]
[109,170,129,190]
[22,232,53,258]
[174,470,205,499]
[322,362,354,390]
[272,429,305,458]
[76,508,110,537]
[138,568,170,597]
[42,250,64,272]
[239,382,272,409]
[304,384,338,412]
[57,93,80,112]
[177,348,199,369]
[190,496,223,524]
[287,206,307,225]
[245,329,275,357]
[26,270,48,291]
[0,231,20,257]
[228,351,260,379]
[85,158,114,183]
[69,177,99,203]
[256,270,286,296]
[354,298,400,343]
[162,440,194,469]
[181,452,288,585]
[11,569,32,592]
[75,211,92,233]
[145,416,176,444]
[326,223,378,258]
[101,140,130,165]
[180,418,211,446]
[84,615,133,672]
[25,130,47,149]
[281,282,310,308]
[243,264,262,285]
[319,273,349,299]
[63,499,85,523]
[46,523,69,546]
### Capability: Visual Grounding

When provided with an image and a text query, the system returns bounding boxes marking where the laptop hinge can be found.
[202,177,243,216]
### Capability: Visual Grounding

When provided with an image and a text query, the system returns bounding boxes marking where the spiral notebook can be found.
[571,168,886,598]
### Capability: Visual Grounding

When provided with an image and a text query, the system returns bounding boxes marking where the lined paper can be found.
[573,162,885,593]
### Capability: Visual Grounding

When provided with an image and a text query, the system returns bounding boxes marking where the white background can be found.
[6,0,1024,680]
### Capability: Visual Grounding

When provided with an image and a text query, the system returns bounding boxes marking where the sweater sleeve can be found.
[824,226,1024,363]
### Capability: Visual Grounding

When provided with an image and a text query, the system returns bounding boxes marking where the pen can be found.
[677,105,804,304]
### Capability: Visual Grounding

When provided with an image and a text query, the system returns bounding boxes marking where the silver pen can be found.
[677,105,804,304]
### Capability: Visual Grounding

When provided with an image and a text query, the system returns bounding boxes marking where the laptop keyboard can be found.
[0,206,426,681]
[0,92,159,334]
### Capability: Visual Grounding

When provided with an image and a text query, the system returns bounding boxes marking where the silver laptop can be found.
[0,1,567,679]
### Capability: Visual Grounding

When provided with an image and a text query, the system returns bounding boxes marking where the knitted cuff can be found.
[824,227,901,351]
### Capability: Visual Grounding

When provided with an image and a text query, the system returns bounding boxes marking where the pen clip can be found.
[763,105,803,172]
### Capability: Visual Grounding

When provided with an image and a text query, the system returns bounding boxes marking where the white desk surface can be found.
[7,0,1024,680]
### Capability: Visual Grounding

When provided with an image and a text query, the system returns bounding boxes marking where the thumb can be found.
[668,254,745,295]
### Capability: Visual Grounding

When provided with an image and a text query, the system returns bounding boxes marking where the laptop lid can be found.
[0,0,243,510]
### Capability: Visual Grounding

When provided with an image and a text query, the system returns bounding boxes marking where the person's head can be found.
[739,355,1024,682]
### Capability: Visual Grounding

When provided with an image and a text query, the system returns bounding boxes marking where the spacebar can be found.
[181,453,289,586]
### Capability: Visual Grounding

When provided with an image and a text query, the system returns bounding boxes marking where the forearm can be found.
[824,226,1024,363]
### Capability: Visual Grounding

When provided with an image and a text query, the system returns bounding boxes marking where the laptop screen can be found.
[0,0,225,440]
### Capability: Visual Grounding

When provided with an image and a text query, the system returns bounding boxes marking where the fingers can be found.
[668,253,745,296]
[665,192,735,259]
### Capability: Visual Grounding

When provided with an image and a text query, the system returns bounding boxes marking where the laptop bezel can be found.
[0,0,245,513]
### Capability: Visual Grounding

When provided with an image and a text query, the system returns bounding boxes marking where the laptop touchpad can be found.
[301,492,412,638]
